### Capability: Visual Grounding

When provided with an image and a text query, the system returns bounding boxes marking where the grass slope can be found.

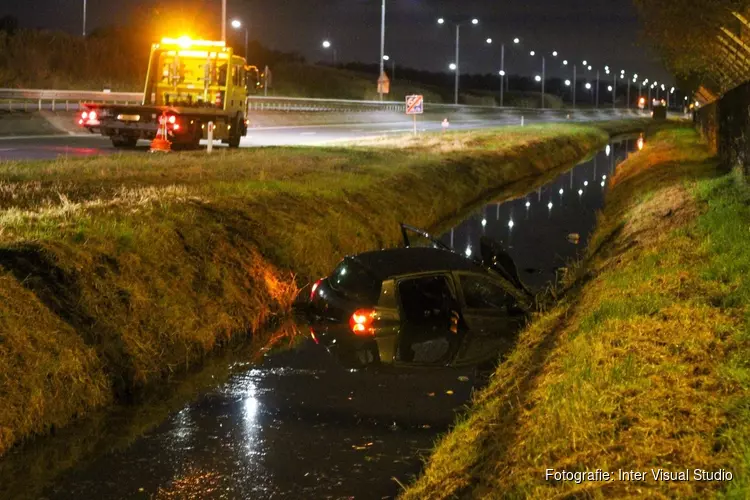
[0,121,645,457]
[402,125,750,499]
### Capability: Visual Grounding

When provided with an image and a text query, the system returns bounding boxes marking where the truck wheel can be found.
[227,134,241,148]
[111,136,138,149]
[226,115,243,148]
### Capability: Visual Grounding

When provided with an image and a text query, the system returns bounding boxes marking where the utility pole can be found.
[573,64,577,109]
[379,0,386,101]
[82,0,87,37]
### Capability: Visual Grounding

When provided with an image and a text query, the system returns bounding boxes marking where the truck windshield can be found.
[328,258,382,305]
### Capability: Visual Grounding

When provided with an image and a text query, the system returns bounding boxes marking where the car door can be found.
[454,272,523,337]
[393,273,462,367]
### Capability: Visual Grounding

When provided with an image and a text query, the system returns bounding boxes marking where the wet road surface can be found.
[0,110,632,161]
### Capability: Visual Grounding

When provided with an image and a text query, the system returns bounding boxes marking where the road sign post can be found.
[405,94,424,136]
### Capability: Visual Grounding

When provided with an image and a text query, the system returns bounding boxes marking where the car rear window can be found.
[328,258,382,304]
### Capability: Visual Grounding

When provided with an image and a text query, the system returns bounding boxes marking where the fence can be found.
[696,81,750,177]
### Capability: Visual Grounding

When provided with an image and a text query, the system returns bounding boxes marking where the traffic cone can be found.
[149,112,172,153]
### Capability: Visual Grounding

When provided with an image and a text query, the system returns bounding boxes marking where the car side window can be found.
[460,274,511,310]
[397,275,455,325]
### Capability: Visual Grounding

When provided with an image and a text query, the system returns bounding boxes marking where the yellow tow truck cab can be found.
[79,36,261,149]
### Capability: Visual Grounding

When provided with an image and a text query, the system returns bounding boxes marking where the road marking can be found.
[300,132,317,136]
[0,133,99,141]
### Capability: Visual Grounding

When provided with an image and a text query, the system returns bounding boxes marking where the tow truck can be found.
[78,36,261,149]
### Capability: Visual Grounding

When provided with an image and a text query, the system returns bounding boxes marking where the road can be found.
[0,111,628,161]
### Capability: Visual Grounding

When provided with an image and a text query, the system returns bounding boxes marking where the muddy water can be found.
[0,136,640,500]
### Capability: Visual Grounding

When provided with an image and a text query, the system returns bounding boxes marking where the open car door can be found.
[400,223,452,251]
[479,236,533,297]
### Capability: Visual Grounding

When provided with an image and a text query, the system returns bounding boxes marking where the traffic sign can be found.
[406,94,424,115]
[378,73,391,94]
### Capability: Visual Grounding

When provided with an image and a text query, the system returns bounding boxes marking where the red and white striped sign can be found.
[406,94,424,115]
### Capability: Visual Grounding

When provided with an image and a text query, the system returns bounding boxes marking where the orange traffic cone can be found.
[149,112,172,153]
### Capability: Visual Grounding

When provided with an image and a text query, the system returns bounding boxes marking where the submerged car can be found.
[307,224,533,369]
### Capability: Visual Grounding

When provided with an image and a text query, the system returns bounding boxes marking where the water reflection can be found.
[440,137,640,291]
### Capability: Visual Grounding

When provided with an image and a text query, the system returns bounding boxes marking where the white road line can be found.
[300,132,318,136]
[0,133,99,141]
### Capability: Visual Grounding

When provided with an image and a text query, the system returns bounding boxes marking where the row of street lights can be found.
[78,0,680,107]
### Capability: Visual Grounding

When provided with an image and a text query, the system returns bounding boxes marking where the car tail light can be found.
[168,115,177,124]
[310,278,323,301]
[309,327,319,344]
[349,309,376,336]
[81,111,88,119]
[173,123,180,131]
[89,111,97,121]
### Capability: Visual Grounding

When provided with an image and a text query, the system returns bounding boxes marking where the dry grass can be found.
[0,120,644,456]
[403,125,750,499]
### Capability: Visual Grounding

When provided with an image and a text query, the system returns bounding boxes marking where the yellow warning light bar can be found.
[160,36,226,49]
[165,50,229,59]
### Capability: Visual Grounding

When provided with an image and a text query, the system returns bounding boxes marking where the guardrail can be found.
[0,88,651,116]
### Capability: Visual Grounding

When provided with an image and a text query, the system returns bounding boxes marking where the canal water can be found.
[440,135,640,292]
[0,136,640,500]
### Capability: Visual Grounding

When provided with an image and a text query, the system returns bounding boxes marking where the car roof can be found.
[350,247,484,281]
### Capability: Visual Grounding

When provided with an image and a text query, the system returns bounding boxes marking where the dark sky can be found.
[1,0,672,83]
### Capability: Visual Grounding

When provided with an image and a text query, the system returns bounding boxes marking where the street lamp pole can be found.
[573,64,577,109]
[613,73,617,109]
[541,56,546,108]
[379,0,386,101]
[500,43,505,107]
[82,0,87,36]
[596,70,600,108]
[454,24,460,105]
[221,0,227,42]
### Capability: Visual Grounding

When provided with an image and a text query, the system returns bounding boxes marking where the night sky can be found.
[1,0,672,83]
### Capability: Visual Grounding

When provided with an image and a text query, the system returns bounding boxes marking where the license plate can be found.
[117,114,141,122]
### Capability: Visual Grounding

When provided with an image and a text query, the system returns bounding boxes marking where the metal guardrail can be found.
[0,88,650,116]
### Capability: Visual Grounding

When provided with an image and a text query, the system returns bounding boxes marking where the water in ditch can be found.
[440,135,641,293]
[0,136,641,500]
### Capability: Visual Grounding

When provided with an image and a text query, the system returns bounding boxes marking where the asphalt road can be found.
[0,112,619,161]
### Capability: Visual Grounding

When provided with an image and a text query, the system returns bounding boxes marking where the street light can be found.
[449,63,457,71]
[379,0,386,101]
[384,54,395,82]
[438,16,480,105]
[322,40,337,65]
[529,50,546,108]
[565,79,571,86]
[231,19,249,59]
[513,37,520,44]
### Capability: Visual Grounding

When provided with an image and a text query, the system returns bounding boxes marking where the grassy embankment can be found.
[403,125,750,499]
[0,120,646,457]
